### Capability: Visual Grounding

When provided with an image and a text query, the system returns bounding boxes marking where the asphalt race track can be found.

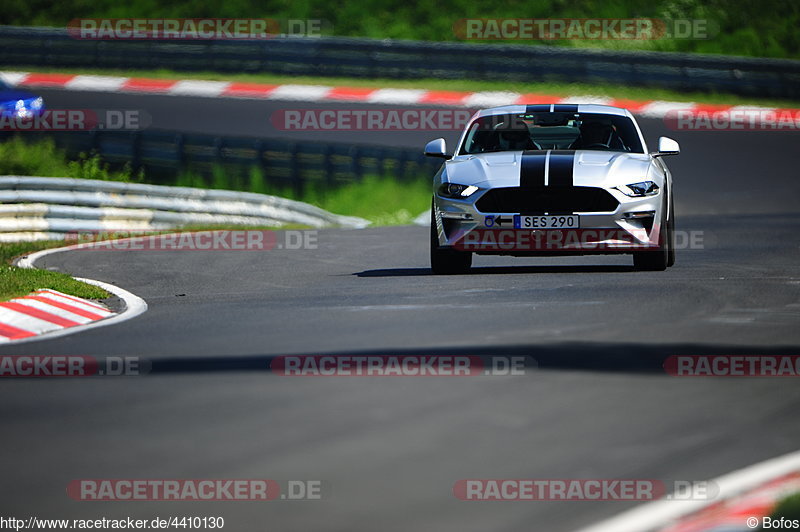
[0,89,799,531]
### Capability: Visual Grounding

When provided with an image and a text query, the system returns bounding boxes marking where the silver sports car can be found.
[425,104,680,274]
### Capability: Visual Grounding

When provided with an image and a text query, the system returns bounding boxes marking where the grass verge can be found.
[0,135,142,181]
[10,66,800,109]
[0,240,110,301]
[260,175,431,226]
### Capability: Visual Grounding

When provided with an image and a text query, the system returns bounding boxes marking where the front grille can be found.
[475,186,619,214]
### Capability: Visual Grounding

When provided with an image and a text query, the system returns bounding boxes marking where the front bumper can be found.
[433,187,664,256]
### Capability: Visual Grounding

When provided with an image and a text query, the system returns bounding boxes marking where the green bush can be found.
[1,0,797,58]
[0,136,142,181]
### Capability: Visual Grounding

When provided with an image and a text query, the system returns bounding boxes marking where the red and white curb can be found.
[2,71,796,119]
[659,471,800,532]
[576,449,800,532]
[1,245,148,344]
[0,288,114,342]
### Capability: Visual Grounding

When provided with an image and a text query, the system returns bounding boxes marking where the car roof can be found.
[474,104,633,119]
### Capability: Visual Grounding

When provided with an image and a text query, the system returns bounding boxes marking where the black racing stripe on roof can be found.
[552,104,579,113]
[525,105,551,114]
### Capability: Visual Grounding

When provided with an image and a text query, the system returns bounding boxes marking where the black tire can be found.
[667,193,676,267]
[633,193,670,271]
[430,207,472,274]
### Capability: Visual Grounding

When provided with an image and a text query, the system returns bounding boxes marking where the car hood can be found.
[444,150,655,189]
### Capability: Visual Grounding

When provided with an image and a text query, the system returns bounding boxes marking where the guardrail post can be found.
[350,146,362,181]
[213,137,223,165]
[324,145,334,186]
[88,129,98,153]
[130,131,141,171]
[254,139,267,179]
[377,149,386,178]
[287,142,303,196]
[174,133,185,174]
[395,150,406,181]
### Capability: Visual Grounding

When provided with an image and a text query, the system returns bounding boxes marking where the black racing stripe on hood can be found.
[552,104,578,113]
[547,150,576,187]
[525,104,551,113]
[520,151,547,188]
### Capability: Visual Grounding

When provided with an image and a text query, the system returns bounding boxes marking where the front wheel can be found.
[667,193,676,267]
[430,207,472,274]
[633,194,671,271]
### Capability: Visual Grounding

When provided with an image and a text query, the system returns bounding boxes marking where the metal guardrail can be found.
[26,130,442,194]
[1,25,798,98]
[0,176,370,241]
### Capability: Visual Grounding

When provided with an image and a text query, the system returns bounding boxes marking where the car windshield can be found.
[459,112,644,154]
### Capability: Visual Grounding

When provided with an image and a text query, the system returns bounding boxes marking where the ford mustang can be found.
[425,104,679,274]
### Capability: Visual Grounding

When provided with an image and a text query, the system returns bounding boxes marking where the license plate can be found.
[514,215,580,229]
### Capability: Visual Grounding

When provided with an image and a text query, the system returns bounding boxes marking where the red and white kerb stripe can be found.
[0,289,114,342]
[2,71,791,119]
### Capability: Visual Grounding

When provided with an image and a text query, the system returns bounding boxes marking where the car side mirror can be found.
[424,138,450,159]
[653,136,680,157]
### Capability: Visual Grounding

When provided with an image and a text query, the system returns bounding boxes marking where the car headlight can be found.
[14,99,32,119]
[617,181,659,197]
[439,183,478,199]
[29,97,43,110]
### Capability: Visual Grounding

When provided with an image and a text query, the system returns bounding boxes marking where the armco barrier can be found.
[22,130,443,194]
[0,176,369,241]
[0,26,798,98]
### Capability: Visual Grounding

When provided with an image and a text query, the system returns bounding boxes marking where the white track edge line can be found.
[7,244,148,344]
[574,448,800,532]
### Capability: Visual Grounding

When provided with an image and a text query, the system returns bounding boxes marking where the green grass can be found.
[0,136,143,181]
[0,241,110,301]
[764,492,800,529]
[14,66,800,108]
[262,175,431,225]
[1,0,798,59]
